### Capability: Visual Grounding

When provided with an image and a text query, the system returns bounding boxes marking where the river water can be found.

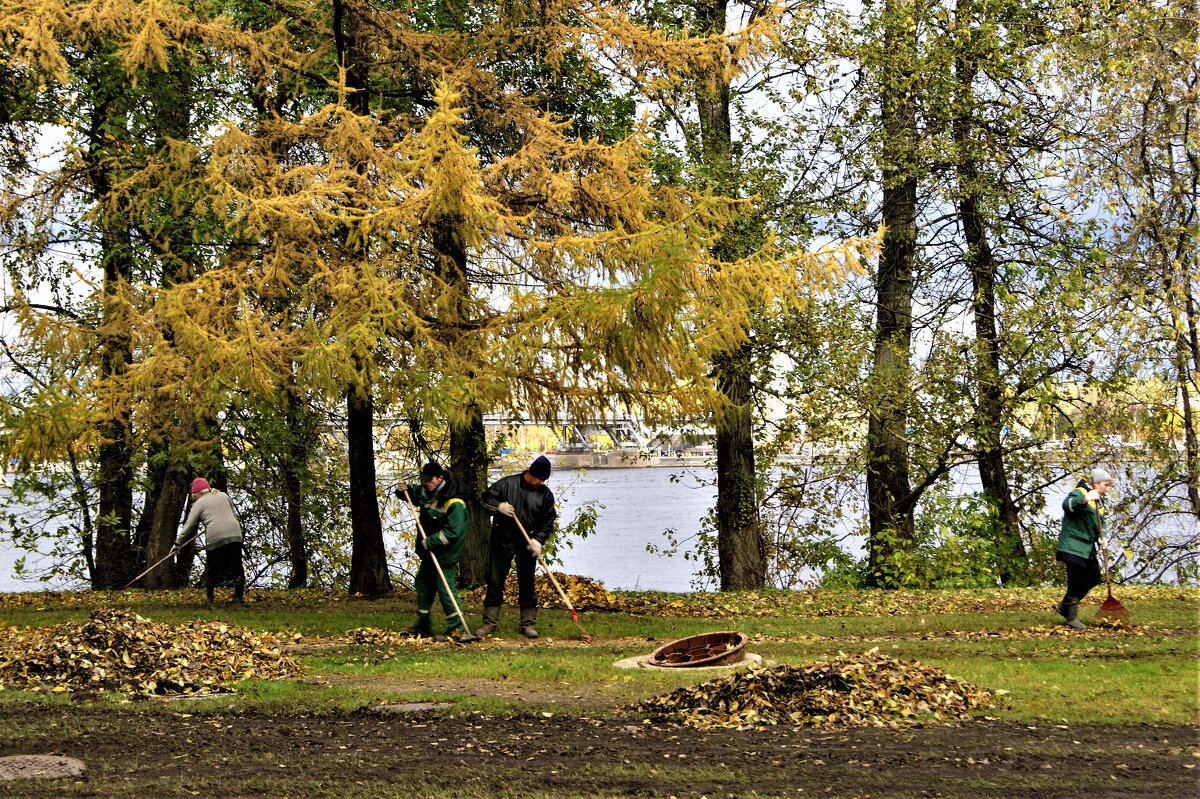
[2,465,1189,593]
[0,468,718,593]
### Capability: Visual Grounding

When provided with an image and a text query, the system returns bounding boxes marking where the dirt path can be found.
[1,704,1196,798]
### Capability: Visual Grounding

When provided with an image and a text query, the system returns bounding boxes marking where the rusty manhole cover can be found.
[0,755,86,781]
[649,631,748,667]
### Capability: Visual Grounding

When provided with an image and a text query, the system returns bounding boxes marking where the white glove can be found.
[497,502,516,518]
[1097,536,1108,549]
[1085,489,1100,502]
[527,539,542,558]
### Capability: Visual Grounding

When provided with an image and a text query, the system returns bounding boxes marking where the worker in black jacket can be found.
[475,455,556,639]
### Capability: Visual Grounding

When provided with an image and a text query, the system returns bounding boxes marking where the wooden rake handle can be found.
[403,488,471,632]
[510,513,579,618]
[123,531,199,589]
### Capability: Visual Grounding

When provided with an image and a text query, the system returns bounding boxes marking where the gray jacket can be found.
[178,490,243,550]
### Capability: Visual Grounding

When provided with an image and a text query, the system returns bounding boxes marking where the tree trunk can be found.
[695,0,765,590]
[346,387,391,596]
[952,9,1027,583]
[451,410,491,589]
[714,345,765,589]
[134,445,192,589]
[336,0,390,597]
[960,182,1026,581]
[283,378,309,589]
[1174,289,1200,518]
[92,190,136,589]
[865,0,919,588]
[429,177,490,587]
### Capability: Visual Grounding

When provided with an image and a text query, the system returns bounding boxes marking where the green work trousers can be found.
[414,556,464,634]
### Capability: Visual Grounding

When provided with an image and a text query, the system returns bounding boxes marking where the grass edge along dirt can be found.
[0,585,1196,727]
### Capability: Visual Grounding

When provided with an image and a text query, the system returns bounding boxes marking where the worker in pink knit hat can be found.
[176,477,245,604]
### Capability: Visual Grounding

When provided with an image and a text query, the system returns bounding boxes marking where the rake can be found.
[402,488,478,642]
[1093,539,1131,625]
[511,513,594,642]
[123,531,199,589]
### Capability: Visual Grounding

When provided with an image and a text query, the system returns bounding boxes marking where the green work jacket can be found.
[405,474,470,566]
[1057,483,1106,560]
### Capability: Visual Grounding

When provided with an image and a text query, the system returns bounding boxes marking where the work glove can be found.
[497,501,516,518]
[527,539,542,558]
[1085,489,1100,502]
[1097,536,1108,549]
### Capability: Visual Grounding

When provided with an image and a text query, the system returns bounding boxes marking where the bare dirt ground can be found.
[0,703,1196,798]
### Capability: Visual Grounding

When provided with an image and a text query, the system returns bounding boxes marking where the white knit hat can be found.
[1090,467,1113,485]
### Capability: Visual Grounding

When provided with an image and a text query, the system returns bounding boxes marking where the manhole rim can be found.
[647,630,748,668]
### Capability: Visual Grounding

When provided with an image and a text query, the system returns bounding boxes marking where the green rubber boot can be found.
[406,611,433,638]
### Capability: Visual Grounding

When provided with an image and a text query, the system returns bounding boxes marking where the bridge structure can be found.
[480,413,715,468]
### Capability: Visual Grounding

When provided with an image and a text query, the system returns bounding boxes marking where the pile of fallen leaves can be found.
[0,608,302,696]
[639,649,993,730]
[464,572,620,611]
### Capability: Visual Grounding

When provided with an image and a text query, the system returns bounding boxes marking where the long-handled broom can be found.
[1093,538,1131,625]
[511,514,594,642]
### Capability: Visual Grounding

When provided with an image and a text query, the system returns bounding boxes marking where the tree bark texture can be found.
[951,8,1027,583]
[451,411,491,589]
[346,387,391,596]
[91,142,136,589]
[865,0,918,588]
[134,438,193,590]
[432,186,491,588]
[337,0,391,597]
[284,379,309,589]
[714,345,765,589]
[695,0,766,590]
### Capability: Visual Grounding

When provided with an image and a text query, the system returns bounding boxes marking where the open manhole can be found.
[648,631,748,668]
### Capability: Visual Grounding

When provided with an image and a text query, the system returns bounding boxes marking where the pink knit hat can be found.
[190,477,211,494]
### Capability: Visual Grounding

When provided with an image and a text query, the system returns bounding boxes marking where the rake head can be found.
[1093,585,1132,625]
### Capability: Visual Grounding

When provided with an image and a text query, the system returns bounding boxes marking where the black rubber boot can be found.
[475,606,501,638]
[519,607,539,640]
[1061,598,1085,629]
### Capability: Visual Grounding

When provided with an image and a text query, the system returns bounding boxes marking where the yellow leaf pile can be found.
[464,572,619,610]
[638,650,993,730]
[0,608,302,696]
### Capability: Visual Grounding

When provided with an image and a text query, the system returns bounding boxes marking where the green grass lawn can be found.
[1,585,1197,726]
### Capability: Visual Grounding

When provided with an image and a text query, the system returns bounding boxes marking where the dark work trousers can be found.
[483,536,538,609]
[206,541,245,599]
[1058,551,1102,601]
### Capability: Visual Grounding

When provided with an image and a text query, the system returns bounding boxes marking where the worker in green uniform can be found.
[401,461,474,641]
[1055,467,1113,629]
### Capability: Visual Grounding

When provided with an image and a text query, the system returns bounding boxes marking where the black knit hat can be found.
[420,461,446,479]
[528,455,552,480]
